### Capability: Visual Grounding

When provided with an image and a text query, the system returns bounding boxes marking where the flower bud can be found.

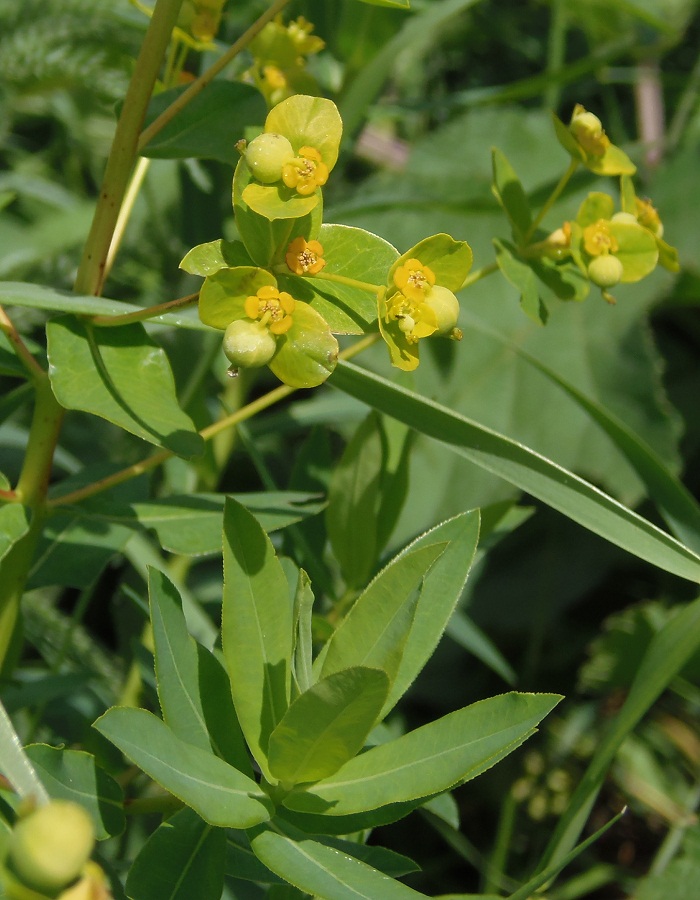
[587,254,623,289]
[223,320,277,369]
[424,285,460,334]
[7,801,94,896]
[245,133,295,184]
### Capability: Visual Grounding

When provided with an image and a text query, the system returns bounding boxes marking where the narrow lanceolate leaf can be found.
[126,808,225,900]
[284,692,561,817]
[93,707,272,828]
[331,361,700,585]
[384,511,481,715]
[319,543,447,686]
[47,316,203,458]
[249,829,428,899]
[222,498,293,779]
[149,568,251,775]
[268,667,390,786]
[25,744,124,840]
[0,699,49,805]
[540,592,700,873]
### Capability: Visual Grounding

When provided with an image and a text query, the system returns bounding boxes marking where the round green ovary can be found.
[425,285,460,333]
[245,133,295,184]
[588,254,623,288]
[223,320,277,368]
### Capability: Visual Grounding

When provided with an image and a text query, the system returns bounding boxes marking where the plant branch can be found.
[138,0,292,153]
[74,0,186,297]
[461,261,499,290]
[90,292,200,327]
[0,305,45,381]
[523,158,578,244]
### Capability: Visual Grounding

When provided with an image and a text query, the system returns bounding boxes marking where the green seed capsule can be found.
[7,801,94,895]
[245,133,295,184]
[223,320,277,368]
[424,285,460,334]
[587,254,623,288]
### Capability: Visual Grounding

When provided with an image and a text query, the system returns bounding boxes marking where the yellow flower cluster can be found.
[244,285,295,335]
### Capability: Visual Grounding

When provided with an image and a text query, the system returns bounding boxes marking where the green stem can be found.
[90,292,199,327]
[138,0,292,153]
[460,261,499,290]
[0,379,65,668]
[0,305,45,381]
[523,158,578,244]
[74,0,185,297]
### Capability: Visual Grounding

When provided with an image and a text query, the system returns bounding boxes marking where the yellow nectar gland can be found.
[393,258,436,303]
[244,285,295,335]
[570,105,611,158]
[282,147,329,196]
[286,237,326,275]
[635,197,663,237]
[583,219,619,258]
[385,291,438,344]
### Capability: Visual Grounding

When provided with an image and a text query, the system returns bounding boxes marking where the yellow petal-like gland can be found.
[385,291,438,344]
[393,259,436,302]
[244,286,295,334]
[281,147,329,196]
[285,237,326,275]
[583,219,618,257]
[635,197,664,237]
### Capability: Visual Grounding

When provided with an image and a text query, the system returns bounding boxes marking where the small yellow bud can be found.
[7,801,94,896]
[569,106,610,157]
[223,320,277,369]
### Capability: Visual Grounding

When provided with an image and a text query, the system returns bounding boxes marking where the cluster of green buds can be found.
[242,15,325,108]
[1,801,110,900]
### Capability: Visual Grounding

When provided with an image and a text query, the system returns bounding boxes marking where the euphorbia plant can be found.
[0,0,698,898]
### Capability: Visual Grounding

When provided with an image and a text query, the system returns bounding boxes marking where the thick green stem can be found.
[74,0,185,297]
[0,379,65,668]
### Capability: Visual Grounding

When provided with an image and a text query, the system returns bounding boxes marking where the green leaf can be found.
[0,700,49,805]
[326,412,384,589]
[494,239,547,325]
[149,568,251,773]
[198,267,276,330]
[491,148,532,242]
[24,744,124,840]
[0,503,29,563]
[608,221,658,283]
[446,610,516,685]
[93,707,272,828]
[356,0,411,8]
[46,316,203,458]
[575,192,615,228]
[0,281,208,330]
[268,301,339,389]
[126,808,225,900]
[331,361,700,584]
[222,498,293,779]
[140,82,266,164]
[284,692,561,817]
[249,829,428,899]
[388,233,472,292]
[540,593,700,873]
[179,239,253,278]
[385,511,482,714]
[292,569,315,696]
[277,224,396,335]
[319,543,447,687]
[268,667,390,785]
[265,95,343,173]
[82,491,325,556]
